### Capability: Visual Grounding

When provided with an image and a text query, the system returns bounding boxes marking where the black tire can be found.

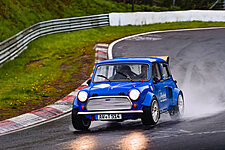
[169,93,184,120]
[72,109,91,131]
[141,98,160,125]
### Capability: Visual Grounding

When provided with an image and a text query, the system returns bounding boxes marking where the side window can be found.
[160,63,171,80]
[152,63,162,81]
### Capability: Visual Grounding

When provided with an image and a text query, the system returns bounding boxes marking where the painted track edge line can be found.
[108,27,225,59]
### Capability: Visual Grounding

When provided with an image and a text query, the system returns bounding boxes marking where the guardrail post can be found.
[0,14,110,66]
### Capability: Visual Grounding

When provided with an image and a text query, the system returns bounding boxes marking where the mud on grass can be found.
[0,53,94,121]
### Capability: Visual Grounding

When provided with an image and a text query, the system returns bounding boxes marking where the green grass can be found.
[1,21,225,120]
[0,0,171,42]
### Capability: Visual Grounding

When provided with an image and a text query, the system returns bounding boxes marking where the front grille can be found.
[86,96,132,111]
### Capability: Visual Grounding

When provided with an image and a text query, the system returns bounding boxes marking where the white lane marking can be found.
[127,35,162,41]
[108,27,225,59]
[179,129,192,133]
[152,129,225,140]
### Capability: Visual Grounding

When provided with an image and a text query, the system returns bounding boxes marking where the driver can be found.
[113,65,133,80]
[121,66,132,75]
[138,65,148,80]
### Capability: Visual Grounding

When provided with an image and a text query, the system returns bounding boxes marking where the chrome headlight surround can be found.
[129,89,140,101]
[77,91,88,102]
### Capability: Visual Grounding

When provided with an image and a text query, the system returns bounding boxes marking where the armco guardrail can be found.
[0,14,109,65]
[1,10,225,66]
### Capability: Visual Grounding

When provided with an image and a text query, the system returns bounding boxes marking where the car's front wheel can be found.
[169,93,184,119]
[72,109,91,131]
[141,98,160,125]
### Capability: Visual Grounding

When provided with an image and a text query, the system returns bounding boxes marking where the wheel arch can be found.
[141,92,158,107]
[172,88,183,106]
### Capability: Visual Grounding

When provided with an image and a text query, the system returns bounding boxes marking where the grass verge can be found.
[0,0,171,42]
[1,21,225,120]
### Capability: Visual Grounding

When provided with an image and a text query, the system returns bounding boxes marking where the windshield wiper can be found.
[97,75,111,82]
[117,71,133,82]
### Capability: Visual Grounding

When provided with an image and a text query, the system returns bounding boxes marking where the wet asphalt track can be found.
[1,28,225,150]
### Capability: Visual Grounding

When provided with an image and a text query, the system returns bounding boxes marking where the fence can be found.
[0,14,109,65]
[1,10,225,65]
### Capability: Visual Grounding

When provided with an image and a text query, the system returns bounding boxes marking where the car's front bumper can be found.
[78,110,143,115]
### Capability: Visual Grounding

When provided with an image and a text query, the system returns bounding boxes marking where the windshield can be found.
[93,63,150,82]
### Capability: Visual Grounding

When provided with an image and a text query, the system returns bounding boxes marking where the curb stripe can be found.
[47,104,71,113]
[30,107,63,119]
[93,43,108,49]
[96,53,108,59]
[95,57,107,61]
[69,91,79,96]
[8,113,46,127]
[0,120,22,134]
[0,43,109,136]
[61,95,76,103]
[96,50,107,54]
[77,85,88,90]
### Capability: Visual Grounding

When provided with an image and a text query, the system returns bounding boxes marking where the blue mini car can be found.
[72,57,184,130]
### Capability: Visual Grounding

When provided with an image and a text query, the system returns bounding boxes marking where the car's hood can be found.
[89,82,146,97]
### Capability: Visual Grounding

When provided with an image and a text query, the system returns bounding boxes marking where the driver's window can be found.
[152,63,162,81]
[160,63,170,80]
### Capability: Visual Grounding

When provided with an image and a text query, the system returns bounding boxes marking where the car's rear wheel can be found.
[169,93,184,119]
[72,109,91,131]
[141,98,160,125]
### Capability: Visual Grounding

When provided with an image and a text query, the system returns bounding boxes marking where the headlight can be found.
[77,91,88,102]
[129,89,140,101]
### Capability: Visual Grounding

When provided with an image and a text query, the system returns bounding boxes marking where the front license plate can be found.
[98,114,122,120]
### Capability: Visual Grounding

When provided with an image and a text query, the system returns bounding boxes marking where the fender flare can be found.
[172,88,183,106]
[141,92,156,107]
[72,97,79,109]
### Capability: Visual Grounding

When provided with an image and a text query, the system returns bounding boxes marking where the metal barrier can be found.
[2,11,225,66]
[0,14,109,65]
